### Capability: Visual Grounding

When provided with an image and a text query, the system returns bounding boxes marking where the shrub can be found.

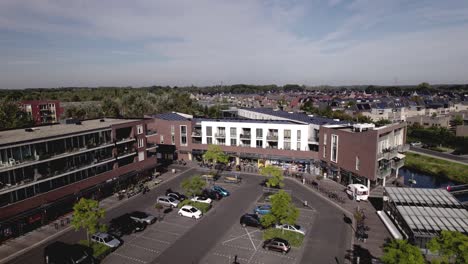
[177,200,211,213]
[262,228,304,247]
[79,240,112,260]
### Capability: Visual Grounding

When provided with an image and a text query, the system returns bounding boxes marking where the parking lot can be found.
[103,176,245,264]
[200,195,317,264]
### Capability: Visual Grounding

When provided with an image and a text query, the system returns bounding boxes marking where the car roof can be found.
[272,237,289,243]
[158,195,171,199]
[181,205,194,209]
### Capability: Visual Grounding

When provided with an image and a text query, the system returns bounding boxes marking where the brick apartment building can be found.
[0,118,157,242]
[20,100,64,125]
[146,108,408,189]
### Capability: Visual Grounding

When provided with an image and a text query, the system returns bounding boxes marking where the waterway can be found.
[399,167,468,202]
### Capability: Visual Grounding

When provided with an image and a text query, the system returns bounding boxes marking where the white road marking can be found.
[126,243,160,253]
[222,229,260,244]
[212,252,265,264]
[245,228,257,251]
[131,234,171,244]
[112,252,147,264]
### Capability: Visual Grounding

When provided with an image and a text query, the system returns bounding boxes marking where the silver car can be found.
[156,196,179,208]
[129,211,156,224]
[91,232,121,248]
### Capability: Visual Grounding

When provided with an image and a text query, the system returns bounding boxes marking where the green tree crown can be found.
[381,239,425,264]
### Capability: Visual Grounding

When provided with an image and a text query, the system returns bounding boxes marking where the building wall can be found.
[406,115,451,128]
[456,125,468,137]
[20,100,64,125]
[145,118,193,160]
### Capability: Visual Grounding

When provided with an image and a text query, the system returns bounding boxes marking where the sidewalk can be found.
[0,165,193,264]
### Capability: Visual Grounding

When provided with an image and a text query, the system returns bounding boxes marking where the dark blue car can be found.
[212,185,230,197]
[254,204,272,215]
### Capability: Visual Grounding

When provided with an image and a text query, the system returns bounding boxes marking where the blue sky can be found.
[1,0,468,89]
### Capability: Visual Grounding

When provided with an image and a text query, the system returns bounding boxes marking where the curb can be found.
[0,167,195,264]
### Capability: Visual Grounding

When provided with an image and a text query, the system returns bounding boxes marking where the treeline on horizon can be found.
[1,83,468,102]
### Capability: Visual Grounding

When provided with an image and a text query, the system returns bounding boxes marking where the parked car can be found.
[240,213,262,228]
[262,238,291,254]
[190,195,212,204]
[224,175,242,184]
[202,189,222,200]
[275,224,306,235]
[128,211,156,225]
[410,141,422,147]
[109,214,146,237]
[345,184,369,201]
[44,241,95,264]
[212,185,230,197]
[165,189,187,201]
[157,196,180,208]
[201,174,216,182]
[90,233,121,248]
[254,204,272,215]
[178,205,203,219]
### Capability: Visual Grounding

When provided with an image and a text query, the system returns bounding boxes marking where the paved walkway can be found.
[409,148,468,165]
[0,165,192,264]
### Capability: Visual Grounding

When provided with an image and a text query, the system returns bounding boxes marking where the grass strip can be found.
[405,152,468,183]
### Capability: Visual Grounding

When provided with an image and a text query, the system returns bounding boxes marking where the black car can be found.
[44,241,95,264]
[262,238,291,254]
[109,214,146,237]
[240,213,262,228]
[202,189,222,200]
[165,188,187,201]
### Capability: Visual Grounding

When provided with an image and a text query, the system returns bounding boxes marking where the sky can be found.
[1,0,468,89]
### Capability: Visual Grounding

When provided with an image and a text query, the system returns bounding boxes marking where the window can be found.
[256,140,263,148]
[323,133,327,145]
[138,138,144,148]
[356,156,360,171]
[207,137,213,144]
[230,138,237,146]
[206,126,212,136]
[297,142,301,150]
[171,135,175,145]
[217,138,226,145]
[297,130,301,141]
[230,127,236,137]
[331,134,338,162]
[160,135,164,144]
[180,126,187,146]
[138,151,145,161]
[284,142,291,150]
[137,125,143,135]
[284,130,291,140]
[171,125,175,134]
[323,146,326,158]
[256,128,263,138]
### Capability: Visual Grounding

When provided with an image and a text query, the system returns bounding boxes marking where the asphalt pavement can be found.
[410,146,468,164]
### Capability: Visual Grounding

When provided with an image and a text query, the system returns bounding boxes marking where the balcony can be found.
[376,167,391,178]
[397,144,410,152]
[256,134,263,139]
[308,137,319,143]
[215,133,226,138]
[240,133,251,139]
[146,129,158,136]
[146,143,157,150]
[192,131,202,137]
[283,137,291,142]
[115,137,136,145]
[266,134,278,141]
[392,159,405,169]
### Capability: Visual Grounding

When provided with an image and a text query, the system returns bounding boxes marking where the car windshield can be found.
[103,235,113,242]
[133,212,147,218]
[168,197,176,202]
[216,186,226,192]
[189,208,198,213]
[294,225,301,229]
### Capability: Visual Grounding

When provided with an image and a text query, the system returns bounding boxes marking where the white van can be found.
[346,184,369,201]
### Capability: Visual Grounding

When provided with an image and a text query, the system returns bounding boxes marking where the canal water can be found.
[399,167,468,202]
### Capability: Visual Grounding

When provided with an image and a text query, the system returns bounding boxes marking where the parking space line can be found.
[158,221,192,229]
[222,243,255,252]
[130,234,171,244]
[111,252,147,264]
[126,243,160,253]
[223,229,260,244]
[245,228,257,251]
[247,240,264,264]
[148,228,181,236]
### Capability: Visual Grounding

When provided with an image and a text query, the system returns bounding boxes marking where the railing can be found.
[397,144,410,152]
[377,167,391,178]
[146,130,157,136]
[192,131,201,137]
[215,133,226,138]
[146,143,157,149]
[266,135,278,141]
[256,134,263,139]
[308,137,319,143]
[392,159,405,168]
[283,137,291,141]
[240,133,251,139]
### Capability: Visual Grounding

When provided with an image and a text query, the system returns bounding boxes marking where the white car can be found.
[178,205,203,219]
[275,224,306,235]
[190,196,212,204]
[91,232,121,248]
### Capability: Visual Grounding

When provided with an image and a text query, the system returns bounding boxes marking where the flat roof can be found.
[0,118,140,147]
[385,187,462,208]
[397,205,468,236]
[195,118,299,125]
[240,108,349,125]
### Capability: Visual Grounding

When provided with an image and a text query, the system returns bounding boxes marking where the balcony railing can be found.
[376,167,391,178]
[240,133,251,139]
[146,129,158,136]
[397,144,410,152]
[192,131,201,137]
[215,133,226,138]
[392,159,405,169]
[266,135,278,141]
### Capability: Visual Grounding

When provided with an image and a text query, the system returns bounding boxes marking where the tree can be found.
[203,145,228,164]
[101,98,120,117]
[260,190,299,228]
[181,175,206,197]
[71,198,106,243]
[427,230,468,264]
[381,239,425,264]
[260,166,284,188]
[453,115,464,127]
[0,100,34,129]
[375,118,392,127]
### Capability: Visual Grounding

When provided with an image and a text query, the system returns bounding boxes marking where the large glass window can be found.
[137,125,143,135]
[297,130,301,141]
[171,125,175,134]
[138,138,144,148]
[180,126,187,145]
[180,125,187,135]
[256,128,263,138]
[256,140,263,148]
[331,134,338,162]
[207,137,213,144]
[284,130,291,140]
[284,142,291,150]
[206,126,212,136]
[231,138,237,146]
